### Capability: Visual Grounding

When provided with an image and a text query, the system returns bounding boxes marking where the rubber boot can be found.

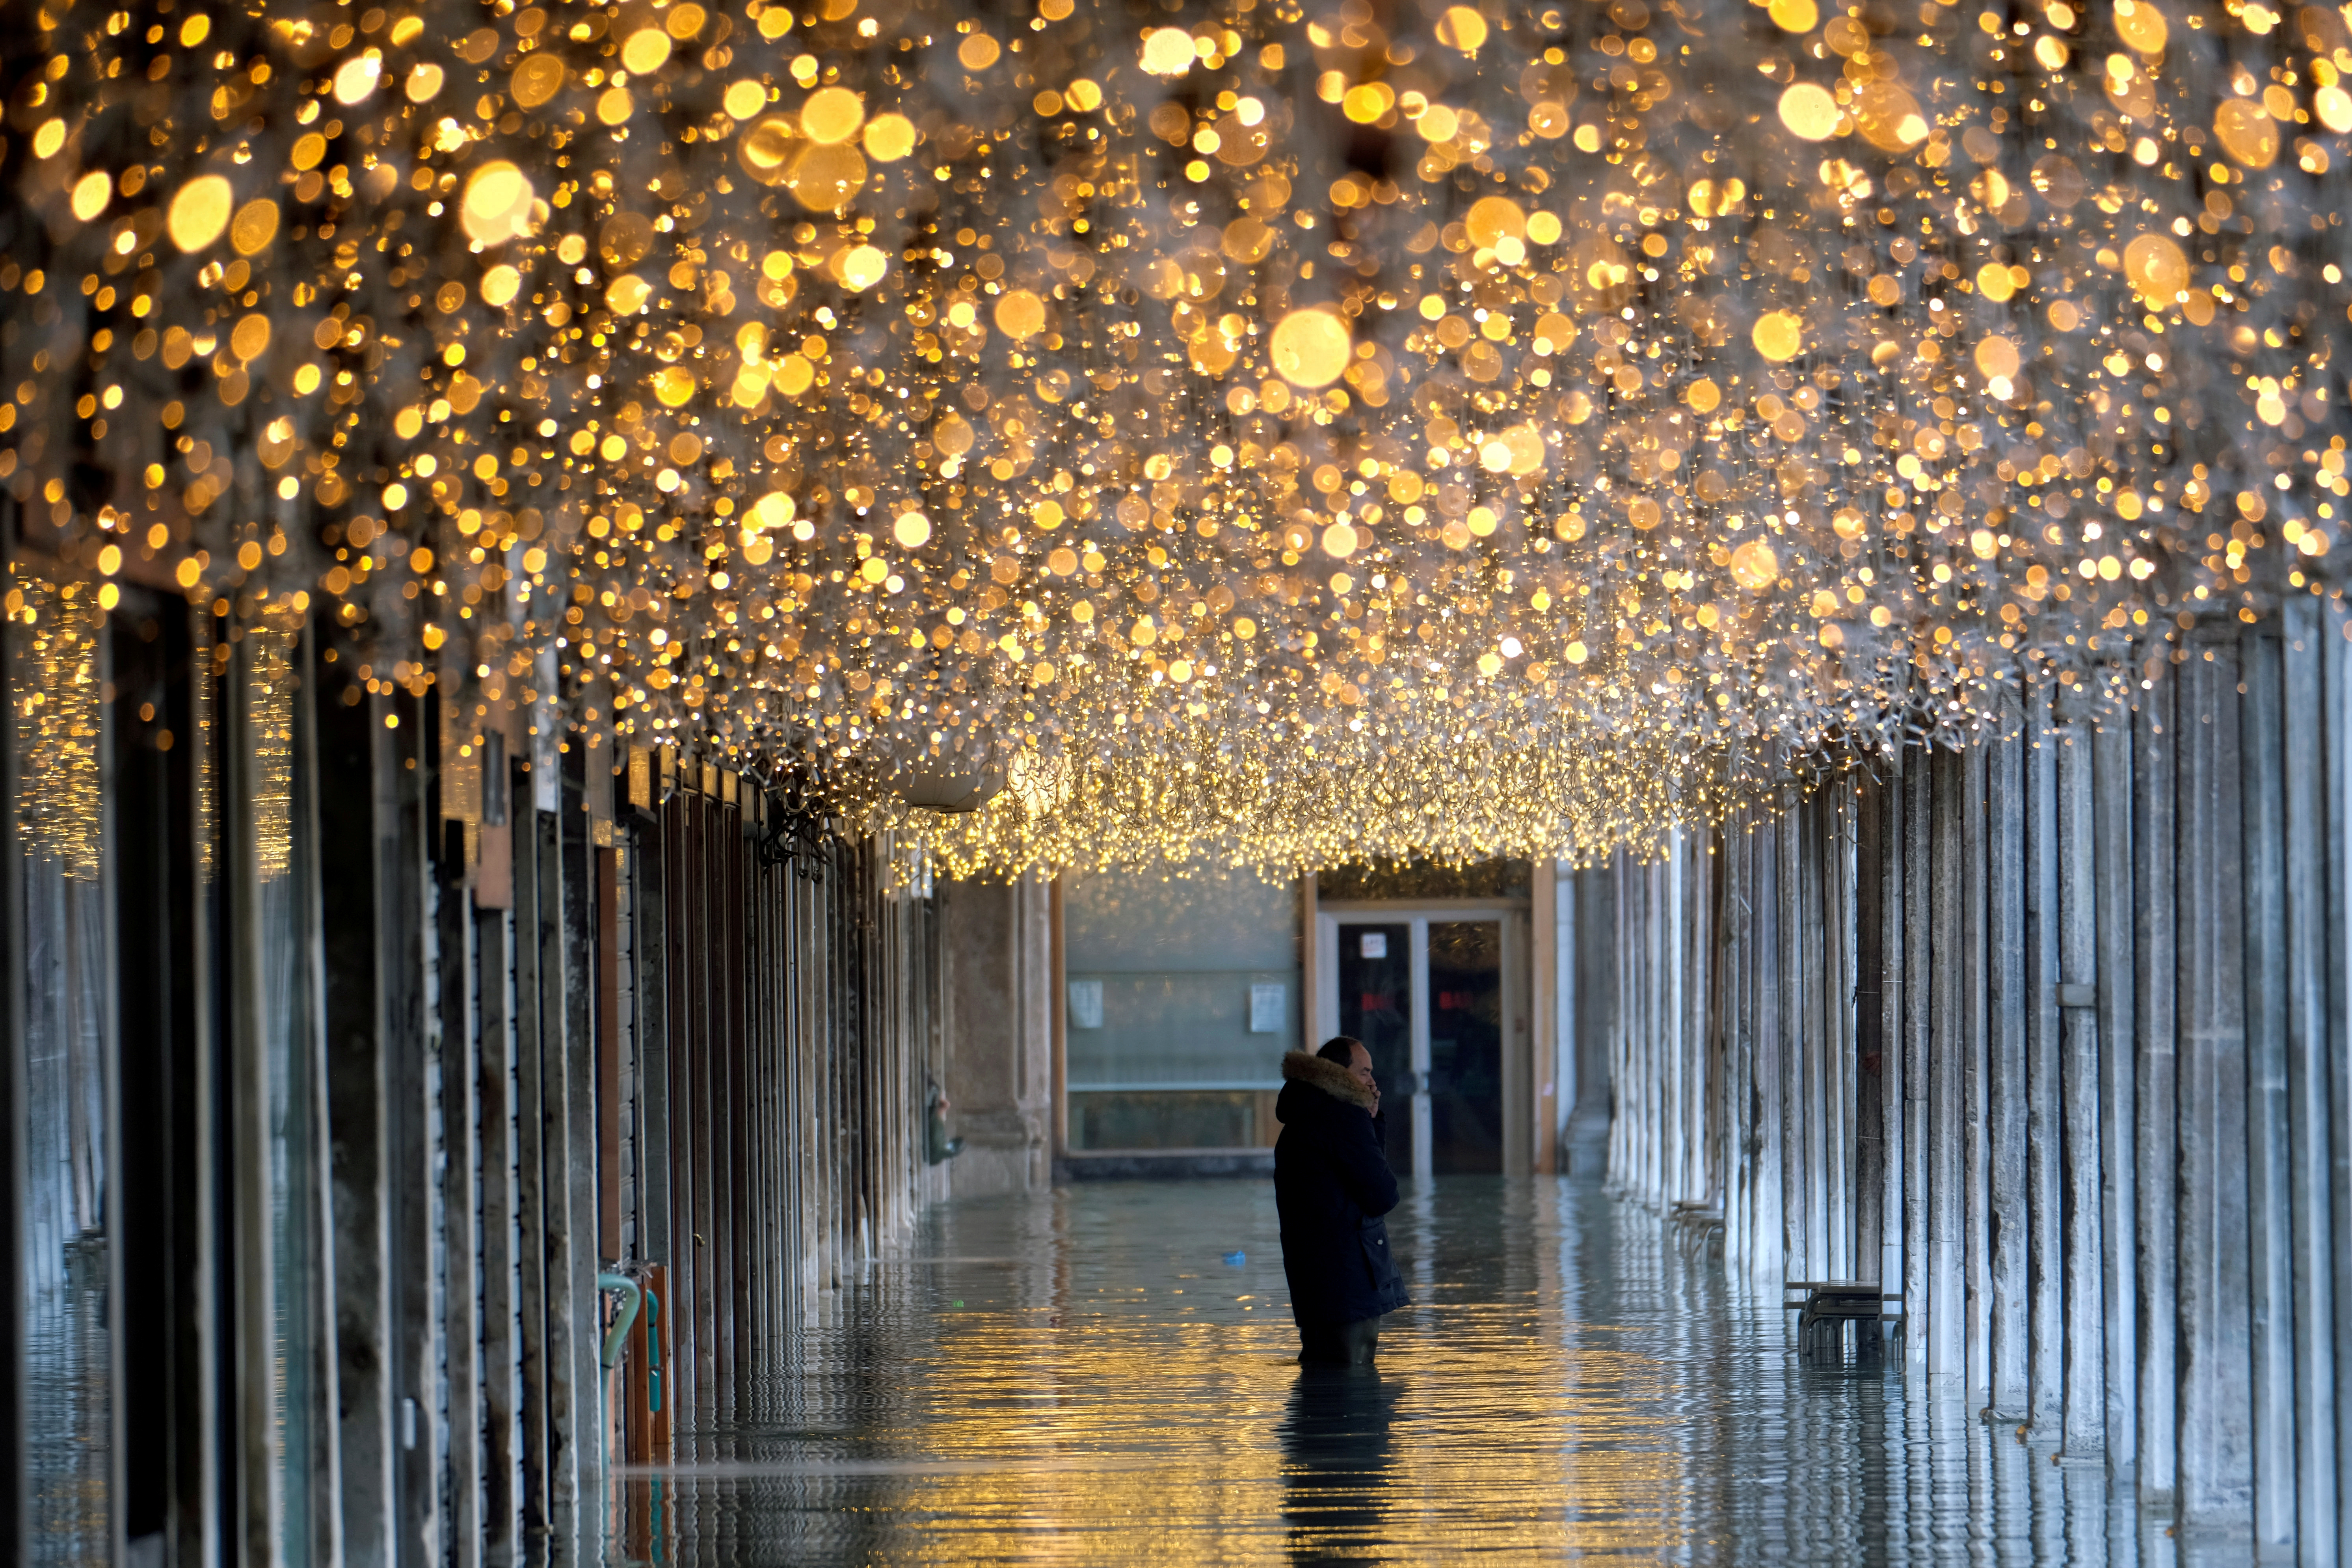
[1297,1317,1381,1367]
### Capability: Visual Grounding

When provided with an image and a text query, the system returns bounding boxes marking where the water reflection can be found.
[605,1177,2200,1566]
[1279,1369,1400,1565]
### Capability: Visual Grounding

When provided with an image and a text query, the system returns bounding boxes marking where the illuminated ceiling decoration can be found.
[2,0,2346,873]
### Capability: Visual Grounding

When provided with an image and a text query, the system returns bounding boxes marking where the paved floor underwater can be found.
[607,1175,2206,1565]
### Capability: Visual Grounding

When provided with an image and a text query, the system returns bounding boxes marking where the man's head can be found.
[1317,1034,1376,1095]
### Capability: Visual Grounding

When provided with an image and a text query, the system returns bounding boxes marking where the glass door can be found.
[1334,923,1410,1144]
[1426,921,1504,1174]
[1327,917,1507,1176]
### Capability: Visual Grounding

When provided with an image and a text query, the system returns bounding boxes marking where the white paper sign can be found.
[1067,979,1104,1030]
[1359,932,1388,960]
[1249,982,1286,1034]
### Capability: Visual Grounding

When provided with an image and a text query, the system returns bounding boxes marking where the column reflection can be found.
[600,1177,2211,1566]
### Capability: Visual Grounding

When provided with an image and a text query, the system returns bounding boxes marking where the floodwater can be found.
[609,1176,2204,1566]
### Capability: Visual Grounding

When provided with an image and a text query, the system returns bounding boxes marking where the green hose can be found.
[597,1272,642,1371]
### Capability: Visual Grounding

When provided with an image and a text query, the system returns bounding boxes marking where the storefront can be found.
[1053,859,1611,1179]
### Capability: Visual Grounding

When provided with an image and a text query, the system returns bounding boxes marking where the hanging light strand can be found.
[1,0,2344,872]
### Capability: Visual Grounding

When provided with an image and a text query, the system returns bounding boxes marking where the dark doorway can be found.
[1427,921,1502,1173]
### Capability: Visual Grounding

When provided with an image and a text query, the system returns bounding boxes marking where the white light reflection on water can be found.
[607,1177,2196,1566]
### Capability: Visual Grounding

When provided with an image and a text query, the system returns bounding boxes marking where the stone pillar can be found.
[1723,822,1753,1272]
[2324,603,2352,1556]
[1609,857,1633,1191]
[943,876,1052,1197]
[2132,666,2179,1507]
[1855,777,1886,1293]
[1961,742,1993,1411]
[1754,815,1786,1287]
[2279,597,2339,1558]
[1667,839,1690,1204]
[2179,636,2254,1533]
[1902,755,1929,1372]
[2241,623,2297,1551]
[382,689,441,1568]
[319,669,394,1568]
[2056,720,2105,1459]
[1877,760,1907,1310]
[1801,802,1825,1276]
[1988,729,2030,1422]
[2023,704,2065,1432]
[2092,714,2138,1474]
[1827,786,1856,1283]
[1928,747,1965,1391]
[1570,867,1615,1164]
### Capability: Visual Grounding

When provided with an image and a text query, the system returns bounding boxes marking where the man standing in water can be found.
[1274,1035,1410,1366]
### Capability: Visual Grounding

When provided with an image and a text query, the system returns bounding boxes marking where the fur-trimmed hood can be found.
[1281,1050,1377,1112]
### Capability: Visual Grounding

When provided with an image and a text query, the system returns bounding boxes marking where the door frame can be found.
[1316,899,1529,1178]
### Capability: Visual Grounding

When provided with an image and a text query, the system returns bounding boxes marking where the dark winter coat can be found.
[1274,1051,1410,1328]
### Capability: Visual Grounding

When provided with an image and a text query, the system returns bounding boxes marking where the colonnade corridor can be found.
[614,1175,2169,1566]
[14,0,2352,1554]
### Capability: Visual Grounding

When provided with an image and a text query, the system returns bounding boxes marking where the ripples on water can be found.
[607,1177,2197,1566]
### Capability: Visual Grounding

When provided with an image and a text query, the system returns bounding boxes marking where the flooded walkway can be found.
[612,1177,2194,1565]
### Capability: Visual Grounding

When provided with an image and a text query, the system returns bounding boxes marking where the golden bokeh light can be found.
[1751,312,1804,363]
[862,113,918,161]
[2,0,2346,880]
[459,162,535,246]
[164,175,232,252]
[2214,99,2279,167]
[1777,83,1841,140]
[801,86,866,145]
[1270,309,1352,388]
[1141,26,1197,76]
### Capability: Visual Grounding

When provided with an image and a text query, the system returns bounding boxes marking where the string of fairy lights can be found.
[2,0,2347,874]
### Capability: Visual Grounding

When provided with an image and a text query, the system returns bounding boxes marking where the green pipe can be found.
[597,1272,642,1371]
[643,1288,662,1413]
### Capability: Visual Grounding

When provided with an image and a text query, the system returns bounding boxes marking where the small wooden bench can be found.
[1666,1200,1724,1261]
[1782,1280,1904,1361]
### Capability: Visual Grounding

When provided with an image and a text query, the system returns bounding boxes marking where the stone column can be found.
[2023,699,2065,1432]
[2093,710,2138,1475]
[943,875,1053,1196]
[1781,809,1811,1276]
[2056,718,2105,1459]
[1878,755,1908,1310]
[1828,785,1857,1282]
[1988,729,2030,1422]
[2324,602,2352,1554]
[1902,753,1929,1373]
[1855,776,1887,1293]
[2132,663,2179,1507]
[1797,799,1829,1281]
[1569,866,1615,1164]
[1724,821,1753,1272]
[2279,597,2339,1559]
[1928,746,1965,1390]
[2240,623,2297,1551]
[1755,815,1785,1286]
[2178,636,2254,1533]
[1958,746,1991,1407]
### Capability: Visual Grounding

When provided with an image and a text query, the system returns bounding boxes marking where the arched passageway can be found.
[7,583,2343,1566]
[6,0,2352,1551]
